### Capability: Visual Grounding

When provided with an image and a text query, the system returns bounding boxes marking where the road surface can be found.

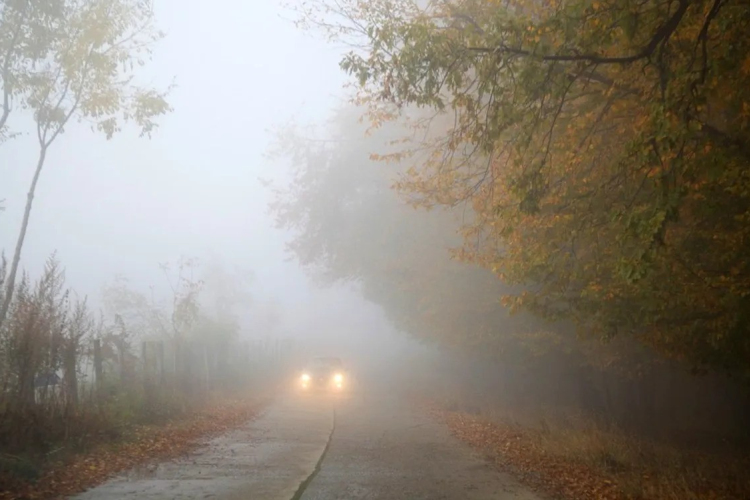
[72,389,543,499]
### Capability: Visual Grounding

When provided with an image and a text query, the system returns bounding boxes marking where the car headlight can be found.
[333,373,343,383]
[301,373,311,382]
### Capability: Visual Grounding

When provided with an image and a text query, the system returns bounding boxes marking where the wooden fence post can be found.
[63,341,78,410]
[204,343,210,393]
[157,341,165,385]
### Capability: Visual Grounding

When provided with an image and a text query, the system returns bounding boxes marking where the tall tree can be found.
[269,107,559,359]
[0,0,56,143]
[159,257,203,340]
[101,274,170,340]
[293,0,750,378]
[199,255,254,331]
[0,0,172,330]
[270,103,747,432]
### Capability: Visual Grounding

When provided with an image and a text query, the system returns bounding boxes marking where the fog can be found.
[1,2,749,497]
[0,0,406,364]
[1,0,747,423]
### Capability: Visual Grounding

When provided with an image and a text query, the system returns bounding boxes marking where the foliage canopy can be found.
[293,0,750,377]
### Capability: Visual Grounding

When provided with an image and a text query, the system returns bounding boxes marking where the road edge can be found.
[290,408,337,500]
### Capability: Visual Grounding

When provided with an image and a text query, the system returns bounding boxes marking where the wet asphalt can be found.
[71,386,542,500]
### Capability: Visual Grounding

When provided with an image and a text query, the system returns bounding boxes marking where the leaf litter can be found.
[0,397,270,500]
[425,401,746,500]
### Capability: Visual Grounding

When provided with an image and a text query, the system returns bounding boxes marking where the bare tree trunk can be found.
[204,344,210,393]
[117,340,126,381]
[157,340,165,385]
[63,341,78,410]
[0,147,47,330]
[142,341,148,378]
[16,330,38,411]
[17,363,36,411]
[174,338,182,379]
[143,341,155,411]
[577,364,605,419]
[174,339,188,412]
[93,338,103,400]
[601,369,615,426]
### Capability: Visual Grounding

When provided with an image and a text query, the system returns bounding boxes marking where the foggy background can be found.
[1,3,749,499]
[2,0,747,442]
[0,0,409,373]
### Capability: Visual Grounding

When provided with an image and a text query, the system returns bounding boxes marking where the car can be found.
[298,356,347,392]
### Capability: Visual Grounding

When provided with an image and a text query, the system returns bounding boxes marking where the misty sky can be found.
[0,0,399,353]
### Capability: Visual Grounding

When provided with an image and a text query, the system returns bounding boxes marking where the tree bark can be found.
[63,340,78,410]
[204,344,210,393]
[117,339,127,381]
[0,147,47,330]
[16,354,37,411]
[577,364,605,419]
[93,338,103,399]
[157,340,165,384]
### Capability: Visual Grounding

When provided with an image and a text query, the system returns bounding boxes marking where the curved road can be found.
[72,390,542,499]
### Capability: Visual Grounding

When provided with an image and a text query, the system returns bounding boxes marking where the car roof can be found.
[310,356,342,365]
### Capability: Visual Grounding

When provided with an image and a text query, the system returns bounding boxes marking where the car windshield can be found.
[309,357,342,370]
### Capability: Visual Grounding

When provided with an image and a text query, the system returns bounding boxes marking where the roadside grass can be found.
[425,397,749,500]
[0,389,271,500]
[524,413,748,500]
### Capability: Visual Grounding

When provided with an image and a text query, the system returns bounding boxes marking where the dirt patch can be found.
[0,396,271,500]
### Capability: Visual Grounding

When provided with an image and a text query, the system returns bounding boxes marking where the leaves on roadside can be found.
[436,408,620,500]
[0,398,269,500]
[425,400,746,500]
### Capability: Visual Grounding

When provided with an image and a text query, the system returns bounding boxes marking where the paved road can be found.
[72,390,542,500]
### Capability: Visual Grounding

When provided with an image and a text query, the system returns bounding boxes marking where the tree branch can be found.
[467,0,689,65]
[0,4,29,134]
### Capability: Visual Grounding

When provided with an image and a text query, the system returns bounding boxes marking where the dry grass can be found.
[526,415,749,500]
[0,391,272,500]
[425,396,750,500]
